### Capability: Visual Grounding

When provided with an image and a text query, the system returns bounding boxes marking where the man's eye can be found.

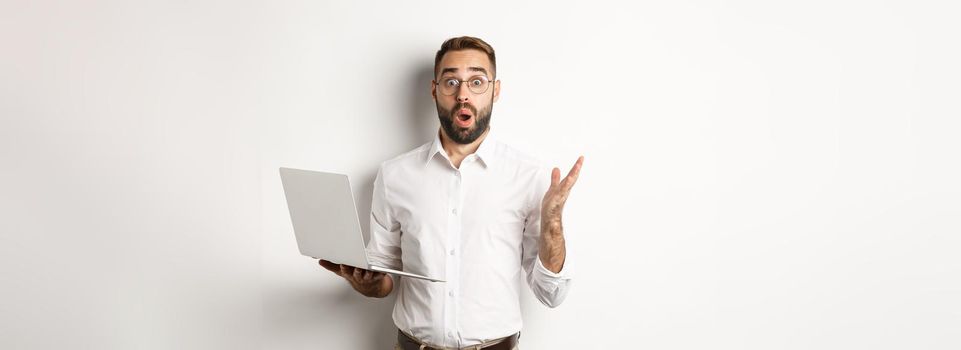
[470,79,483,86]
[444,80,459,88]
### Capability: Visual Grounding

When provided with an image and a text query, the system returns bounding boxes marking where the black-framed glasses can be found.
[434,75,495,96]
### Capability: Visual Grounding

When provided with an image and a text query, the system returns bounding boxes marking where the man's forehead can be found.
[439,66,489,77]
[438,50,492,75]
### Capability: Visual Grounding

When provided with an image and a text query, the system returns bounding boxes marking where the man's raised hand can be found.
[541,155,584,235]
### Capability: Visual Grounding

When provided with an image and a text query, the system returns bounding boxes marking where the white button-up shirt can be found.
[366,128,572,348]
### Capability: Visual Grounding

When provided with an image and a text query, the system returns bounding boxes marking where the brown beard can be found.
[436,102,492,144]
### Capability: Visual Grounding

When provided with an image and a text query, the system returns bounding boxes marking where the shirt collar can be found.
[425,128,497,169]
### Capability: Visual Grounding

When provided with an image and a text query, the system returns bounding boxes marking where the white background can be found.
[2,0,959,349]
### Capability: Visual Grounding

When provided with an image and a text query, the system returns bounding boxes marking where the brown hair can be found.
[434,36,496,79]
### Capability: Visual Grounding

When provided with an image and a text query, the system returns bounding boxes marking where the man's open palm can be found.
[541,156,584,234]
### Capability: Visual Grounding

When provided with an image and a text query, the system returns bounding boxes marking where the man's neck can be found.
[439,128,489,167]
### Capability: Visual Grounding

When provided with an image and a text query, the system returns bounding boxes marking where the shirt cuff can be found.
[535,256,572,280]
[366,250,402,270]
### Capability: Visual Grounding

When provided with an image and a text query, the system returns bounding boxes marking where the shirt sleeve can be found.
[366,164,403,270]
[521,166,573,308]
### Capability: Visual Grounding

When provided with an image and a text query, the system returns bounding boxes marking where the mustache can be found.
[452,103,477,116]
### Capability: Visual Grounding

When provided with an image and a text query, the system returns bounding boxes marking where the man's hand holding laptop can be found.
[319,259,393,298]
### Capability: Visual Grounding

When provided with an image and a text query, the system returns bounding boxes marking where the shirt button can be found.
[449,249,455,256]
[448,291,454,297]
[451,208,457,215]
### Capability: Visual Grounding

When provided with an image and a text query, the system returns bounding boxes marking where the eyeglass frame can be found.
[432,75,498,96]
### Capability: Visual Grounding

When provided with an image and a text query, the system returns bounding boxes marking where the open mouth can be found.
[455,108,474,125]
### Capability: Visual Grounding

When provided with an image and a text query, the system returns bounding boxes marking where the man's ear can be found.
[493,80,500,103]
[430,80,437,101]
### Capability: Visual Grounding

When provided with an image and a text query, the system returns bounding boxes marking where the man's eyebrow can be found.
[439,67,490,76]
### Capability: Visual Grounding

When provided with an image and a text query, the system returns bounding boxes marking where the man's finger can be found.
[561,156,584,191]
[551,167,561,188]
[353,267,363,281]
[319,259,342,275]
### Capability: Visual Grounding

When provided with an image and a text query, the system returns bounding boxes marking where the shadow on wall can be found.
[265,280,400,349]
[405,61,439,147]
[333,60,436,349]
[357,61,437,245]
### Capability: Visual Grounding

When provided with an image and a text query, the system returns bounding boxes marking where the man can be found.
[319,36,584,350]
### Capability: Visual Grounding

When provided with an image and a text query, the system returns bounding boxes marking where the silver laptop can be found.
[279,167,444,282]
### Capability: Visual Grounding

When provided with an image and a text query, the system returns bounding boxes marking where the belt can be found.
[397,330,519,350]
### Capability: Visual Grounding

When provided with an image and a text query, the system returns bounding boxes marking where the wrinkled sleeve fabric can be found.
[366,164,403,270]
[521,166,573,308]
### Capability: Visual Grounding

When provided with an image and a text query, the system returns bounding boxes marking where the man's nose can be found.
[456,83,471,103]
